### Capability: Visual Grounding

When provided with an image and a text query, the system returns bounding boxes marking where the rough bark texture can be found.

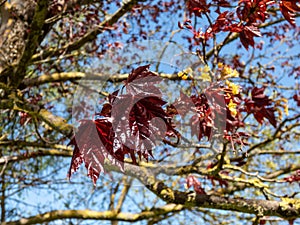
[0,0,36,79]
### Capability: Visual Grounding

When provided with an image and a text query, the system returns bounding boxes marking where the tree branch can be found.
[31,0,143,63]
[1,147,300,220]
[2,205,184,225]
[8,0,48,87]
[205,15,300,60]
[21,71,194,88]
[0,149,72,166]
[115,177,132,213]
[105,162,300,220]
[0,97,73,137]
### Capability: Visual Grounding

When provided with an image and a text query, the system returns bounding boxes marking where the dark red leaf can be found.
[293,93,300,106]
[19,111,32,126]
[125,66,162,97]
[68,119,124,185]
[125,64,160,85]
[186,175,206,194]
[239,25,261,49]
[210,11,231,33]
[98,103,112,117]
[263,107,276,127]
[237,0,274,23]
[246,24,262,37]
[283,170,300,183]
[112,94,172,160]
[171,85,227,141]
[245,87,276,127]
[212,0,230,7]
[186,0,210,17]
[112,65,175,161]
[280,0,300,27]
[178,21,184,29]
[206,163,229,188]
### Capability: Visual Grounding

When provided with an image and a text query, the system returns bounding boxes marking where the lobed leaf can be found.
[280,0,300,27]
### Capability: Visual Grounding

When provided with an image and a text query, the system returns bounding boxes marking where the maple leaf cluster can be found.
[244,87,276,127]
[68,65,278,185]
[184,0,300,49]
[279,1,300,26]
[168,88,224,142]
[68,65,175,184]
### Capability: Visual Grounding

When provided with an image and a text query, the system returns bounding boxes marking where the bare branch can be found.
[0,149,72,166]
[21,71,187,87]
[105,162,300,220]
[0,97,73,137]
[2,205,184,225]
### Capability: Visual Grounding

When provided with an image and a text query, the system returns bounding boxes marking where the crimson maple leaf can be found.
[237,0,275,23]
[67,119,124,185]
[112,65,174,160]
[112,94,170,160]
[239,24,262,49]
[186,0,210,17]
[171,85,227,141]
[245,87,276,127]
[68,65,176,185]
[279,0,300,27]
